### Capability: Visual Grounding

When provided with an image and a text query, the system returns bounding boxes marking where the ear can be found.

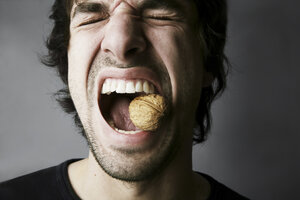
[202,71,215,88]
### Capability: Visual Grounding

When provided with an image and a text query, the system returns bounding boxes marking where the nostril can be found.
[104,48,113,55]
[125,47,140,57]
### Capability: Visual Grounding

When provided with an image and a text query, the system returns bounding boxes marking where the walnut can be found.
[129,94,167,131]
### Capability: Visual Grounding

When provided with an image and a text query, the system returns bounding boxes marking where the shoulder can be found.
[198,172,250,200]
[0,159,80,200]
[0,164,60,200]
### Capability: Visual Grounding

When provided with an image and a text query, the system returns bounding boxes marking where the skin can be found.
[67,0,212,199]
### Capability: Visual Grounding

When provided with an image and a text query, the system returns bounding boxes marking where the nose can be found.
[101,14,147,62]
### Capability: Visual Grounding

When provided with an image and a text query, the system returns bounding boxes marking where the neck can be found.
[68,144,209,200]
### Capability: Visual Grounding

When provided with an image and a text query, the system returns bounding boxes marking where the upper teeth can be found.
[101,79,155,94]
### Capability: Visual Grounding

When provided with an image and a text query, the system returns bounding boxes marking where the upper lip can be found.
[97,67,163,96]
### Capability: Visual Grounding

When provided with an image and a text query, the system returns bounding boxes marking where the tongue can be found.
[110,96,139,131]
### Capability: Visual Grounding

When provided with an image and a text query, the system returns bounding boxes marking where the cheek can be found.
[145,27,203,106]
[68,30,102,77]
[67,31,104,114]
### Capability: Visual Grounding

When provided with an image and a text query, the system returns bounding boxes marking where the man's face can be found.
[68,0,206,181]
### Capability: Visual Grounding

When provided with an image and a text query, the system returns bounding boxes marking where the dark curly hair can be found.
[42,0,229,144]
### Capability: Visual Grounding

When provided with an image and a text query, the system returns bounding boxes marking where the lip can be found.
[96,67,163,146]
[102,126,157,146]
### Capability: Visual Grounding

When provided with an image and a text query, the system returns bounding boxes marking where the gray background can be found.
[0,0,299,199]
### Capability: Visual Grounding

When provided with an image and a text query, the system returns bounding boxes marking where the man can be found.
[0,0,248,199]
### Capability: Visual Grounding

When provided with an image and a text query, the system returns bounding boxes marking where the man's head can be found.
[43,0,228,181]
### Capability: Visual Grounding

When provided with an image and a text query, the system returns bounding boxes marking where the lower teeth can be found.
[114,128,140,135]
[108,120,140,135]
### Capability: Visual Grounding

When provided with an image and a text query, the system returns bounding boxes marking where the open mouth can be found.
[99,78,159,135]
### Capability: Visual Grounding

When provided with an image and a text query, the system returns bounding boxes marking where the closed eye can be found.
[146,15,172,21]
[79,17,108,26]
[143,9,182,22]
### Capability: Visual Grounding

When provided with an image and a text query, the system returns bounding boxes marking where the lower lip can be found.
[110,128,155,145]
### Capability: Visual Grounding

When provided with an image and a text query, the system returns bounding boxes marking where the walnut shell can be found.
[129,94,166,131]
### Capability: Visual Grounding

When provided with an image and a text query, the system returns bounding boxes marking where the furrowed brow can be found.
[72,2,107,18]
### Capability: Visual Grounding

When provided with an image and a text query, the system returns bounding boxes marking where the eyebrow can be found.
[72,2,108,19]
[138,0,184,12]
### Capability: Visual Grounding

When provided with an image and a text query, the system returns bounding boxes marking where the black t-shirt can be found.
[0,159,249,200]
